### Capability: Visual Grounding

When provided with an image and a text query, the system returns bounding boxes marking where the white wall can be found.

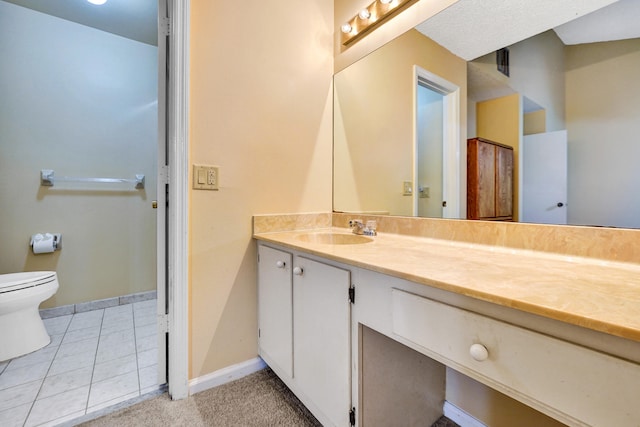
[471,30,566,132]
[0,1,158,307]
[565,39,640,229]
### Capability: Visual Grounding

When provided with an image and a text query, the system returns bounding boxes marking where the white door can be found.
[257,245,293,378]
[522,130,568,224]
[293,257,351,426]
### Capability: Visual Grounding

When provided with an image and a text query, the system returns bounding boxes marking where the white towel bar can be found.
[40,169,145,189]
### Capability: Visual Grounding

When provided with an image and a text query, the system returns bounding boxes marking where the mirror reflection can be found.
[333,1,640,229]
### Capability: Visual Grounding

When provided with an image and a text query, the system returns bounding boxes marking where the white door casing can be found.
[165,0,190,400]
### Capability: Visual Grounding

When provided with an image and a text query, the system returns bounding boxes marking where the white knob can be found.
[293,267,303,276]
[276,261,285,268]
[470,343,489,362]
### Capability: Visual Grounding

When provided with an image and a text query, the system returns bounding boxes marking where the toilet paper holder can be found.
[30,233,62,253]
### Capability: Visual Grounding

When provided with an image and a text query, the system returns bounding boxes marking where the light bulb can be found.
[87,0,108,5]
[380,0,393,4]
[359,9,371,20]
[341,23,353,34]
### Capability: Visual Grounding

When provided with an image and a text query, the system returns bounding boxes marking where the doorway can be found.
[413,66,461,219]
[0,0,171,423]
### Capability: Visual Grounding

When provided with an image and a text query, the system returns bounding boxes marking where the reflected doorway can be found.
[413,67,461,218]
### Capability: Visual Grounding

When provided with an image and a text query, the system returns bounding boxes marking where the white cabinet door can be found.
[294,256,351,427]
[258,245,293,378]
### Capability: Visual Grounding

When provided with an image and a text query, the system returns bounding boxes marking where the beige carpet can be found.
[77,368,458,426]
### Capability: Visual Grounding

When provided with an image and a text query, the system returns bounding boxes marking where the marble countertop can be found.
[254,227,640,342]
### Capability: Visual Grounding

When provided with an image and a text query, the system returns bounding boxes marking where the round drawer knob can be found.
[470,343,489,362]
[276,261,285,269]
[293,267,303,276]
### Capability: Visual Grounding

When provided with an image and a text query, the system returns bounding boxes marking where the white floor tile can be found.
[25,385,90,427]
[5,346,58,371]
[133,299,156,312]
[61,325,101,345]
[48,352,95,376]
[0,402,31,427]
[95,338,136,364]
[88,371,139,408]
[0,380,42,412]
[138,364,160,390]
[47,333,64,348]
[87,390,139,413]
[134,323,157,339]
[38,366,93,399]
[100,318,134,335]
[133,312,156,327]
[0,360,50,390]
[137,348,158,369]
[34,410,87,427]
[104,304,133,318]
[135,334,158,353]
[56,336,99,359]
[67,310,104,332]
[43,315,72,335]
[92,354,137,383]
[0,300,159,427]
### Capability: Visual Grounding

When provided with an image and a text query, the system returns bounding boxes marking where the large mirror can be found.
[333,0,640,229]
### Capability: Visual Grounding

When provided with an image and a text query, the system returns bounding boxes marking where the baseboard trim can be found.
[188,357,267,395]
[443,401,487,427]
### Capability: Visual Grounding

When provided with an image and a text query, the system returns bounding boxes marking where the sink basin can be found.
[295,232,373,245]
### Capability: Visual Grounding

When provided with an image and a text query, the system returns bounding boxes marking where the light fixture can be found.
[87,0,108,5]
[341,0,417,46]
[358,9,371,20]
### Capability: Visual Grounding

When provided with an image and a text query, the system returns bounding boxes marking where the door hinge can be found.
[160,16,171,36]
[348,286,355,304]
[158,313,169,334]
[349,407,356,426]
[158,164,169,185]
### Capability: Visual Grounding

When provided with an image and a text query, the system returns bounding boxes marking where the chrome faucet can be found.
[349,219,377,236]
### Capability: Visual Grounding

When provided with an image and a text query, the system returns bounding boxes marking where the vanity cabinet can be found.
[467,137,513,220]
[256,237,640,427]
[258,244,352,426]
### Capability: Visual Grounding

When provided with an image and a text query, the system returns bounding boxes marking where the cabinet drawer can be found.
[391,289,640,427]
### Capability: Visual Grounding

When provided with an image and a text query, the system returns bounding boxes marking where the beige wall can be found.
[0,2,157,307]
[565,39,640,228]
[334,29,467,216]
[188,0,334,379]
[477,93,521,221]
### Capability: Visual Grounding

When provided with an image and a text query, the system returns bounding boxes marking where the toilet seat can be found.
[0,271,57,294]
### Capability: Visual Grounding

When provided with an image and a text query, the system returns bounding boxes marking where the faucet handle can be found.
[349,219,363,227]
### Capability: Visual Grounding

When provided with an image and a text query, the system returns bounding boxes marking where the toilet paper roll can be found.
[32,233,55,254]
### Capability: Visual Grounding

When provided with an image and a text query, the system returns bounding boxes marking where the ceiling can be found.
[416,0,639,62]
[1,0,158,46]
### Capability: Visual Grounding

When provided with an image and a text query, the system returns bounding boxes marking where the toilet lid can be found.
[0,271,57,293]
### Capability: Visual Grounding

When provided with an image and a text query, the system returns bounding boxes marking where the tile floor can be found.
[0,299,163,427]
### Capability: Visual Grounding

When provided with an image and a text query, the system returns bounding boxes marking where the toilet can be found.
[0,271,59,361]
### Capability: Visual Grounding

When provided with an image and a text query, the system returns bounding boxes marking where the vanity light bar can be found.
[341,0,419,46]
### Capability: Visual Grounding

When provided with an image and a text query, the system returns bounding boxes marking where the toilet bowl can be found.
[0,271,59,361]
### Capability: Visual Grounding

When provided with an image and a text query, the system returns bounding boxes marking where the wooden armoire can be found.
[467,137,514,221]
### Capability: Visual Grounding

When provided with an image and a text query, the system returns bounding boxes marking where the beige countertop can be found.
[254,227,640,343]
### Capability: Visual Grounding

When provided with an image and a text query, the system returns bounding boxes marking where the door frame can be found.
[413,66,461,219]
[165,0,190,400]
